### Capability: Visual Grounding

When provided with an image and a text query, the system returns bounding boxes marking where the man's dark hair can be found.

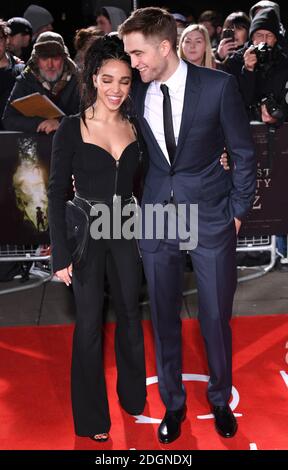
[118,7,177,52]
[198,10,223,29]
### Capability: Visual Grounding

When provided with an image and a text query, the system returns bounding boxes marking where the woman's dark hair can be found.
[0,19,9,37]
[223,12,250,32]
[80,34,133,123]
[73,26,104,52]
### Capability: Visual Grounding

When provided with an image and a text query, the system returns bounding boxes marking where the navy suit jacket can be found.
[133,62,256,252]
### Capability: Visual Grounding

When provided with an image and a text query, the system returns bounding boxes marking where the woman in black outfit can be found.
[48,35,147,442]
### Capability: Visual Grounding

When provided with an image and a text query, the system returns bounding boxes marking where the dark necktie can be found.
[160,84,176,165]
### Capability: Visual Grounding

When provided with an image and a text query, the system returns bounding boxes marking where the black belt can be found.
[74,192,137,206]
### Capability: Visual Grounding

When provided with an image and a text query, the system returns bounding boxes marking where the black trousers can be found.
[71,237,146,436]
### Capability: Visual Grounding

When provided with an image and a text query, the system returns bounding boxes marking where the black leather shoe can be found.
[212,405,238,438]
[158,405,186,444]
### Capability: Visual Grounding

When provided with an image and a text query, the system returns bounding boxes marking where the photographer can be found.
[223,8,288,125]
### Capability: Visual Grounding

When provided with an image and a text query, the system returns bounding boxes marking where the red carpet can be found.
[0,315,287,450]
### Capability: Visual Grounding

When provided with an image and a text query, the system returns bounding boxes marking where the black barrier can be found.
[1,123,288,244]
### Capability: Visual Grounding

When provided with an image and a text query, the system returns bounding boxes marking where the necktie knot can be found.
[160,83,169,97]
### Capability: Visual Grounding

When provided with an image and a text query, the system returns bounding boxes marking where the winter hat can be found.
[249,1,281,21]
[172,13,187,25]
[33,32,69,58]
[7,17,32,36]
[102,6,127,32]
[23,4,53,34]
[249,7,281,40]
[27,31,78,77]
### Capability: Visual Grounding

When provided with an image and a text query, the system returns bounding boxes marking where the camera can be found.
[251,42,273,67]
[222,28,235,41]
[261,94,284,121]
[250,93,284,122]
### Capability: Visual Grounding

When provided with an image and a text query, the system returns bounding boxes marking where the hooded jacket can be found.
[103,6,127,32]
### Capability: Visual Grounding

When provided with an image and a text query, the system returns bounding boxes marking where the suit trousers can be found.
[141,226,237,411]
[71,236,146,436]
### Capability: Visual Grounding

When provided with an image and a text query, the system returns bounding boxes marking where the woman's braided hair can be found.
[80,34,134,123]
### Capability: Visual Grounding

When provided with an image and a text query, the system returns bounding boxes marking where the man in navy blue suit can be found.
[120,8,256,444]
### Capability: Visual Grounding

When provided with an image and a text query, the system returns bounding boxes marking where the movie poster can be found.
[240,122,288,236]
[0,133,52,245]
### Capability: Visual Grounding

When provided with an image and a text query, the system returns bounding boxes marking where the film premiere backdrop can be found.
[0,123,288,246]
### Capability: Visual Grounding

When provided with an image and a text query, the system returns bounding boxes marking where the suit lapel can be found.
[135,79,170,168]
[174,63,202,163]
[134,78,149,117]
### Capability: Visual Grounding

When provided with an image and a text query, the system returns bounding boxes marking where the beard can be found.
[39,65,64,83]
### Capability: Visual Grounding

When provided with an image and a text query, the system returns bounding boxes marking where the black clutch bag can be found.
[65,200,89,268]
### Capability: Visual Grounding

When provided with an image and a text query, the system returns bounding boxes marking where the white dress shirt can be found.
[144,59,188,165]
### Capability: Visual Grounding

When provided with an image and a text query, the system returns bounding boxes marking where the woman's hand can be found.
[72,174,76,193]
[55,264,73,286]
[217,38,237,60]
[220,150,230,170]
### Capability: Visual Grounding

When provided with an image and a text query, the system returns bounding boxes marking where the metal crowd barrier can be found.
[236,235,277,282]
[0,245,52,295]
[0,234,277,298]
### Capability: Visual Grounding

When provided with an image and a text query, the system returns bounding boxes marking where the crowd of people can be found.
[0,1,287,445]
[1,2,288,132]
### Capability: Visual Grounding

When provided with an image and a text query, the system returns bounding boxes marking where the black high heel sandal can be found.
[90,433,109,442]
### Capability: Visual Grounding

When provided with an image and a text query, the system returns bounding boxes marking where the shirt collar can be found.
[157,58,187,94]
